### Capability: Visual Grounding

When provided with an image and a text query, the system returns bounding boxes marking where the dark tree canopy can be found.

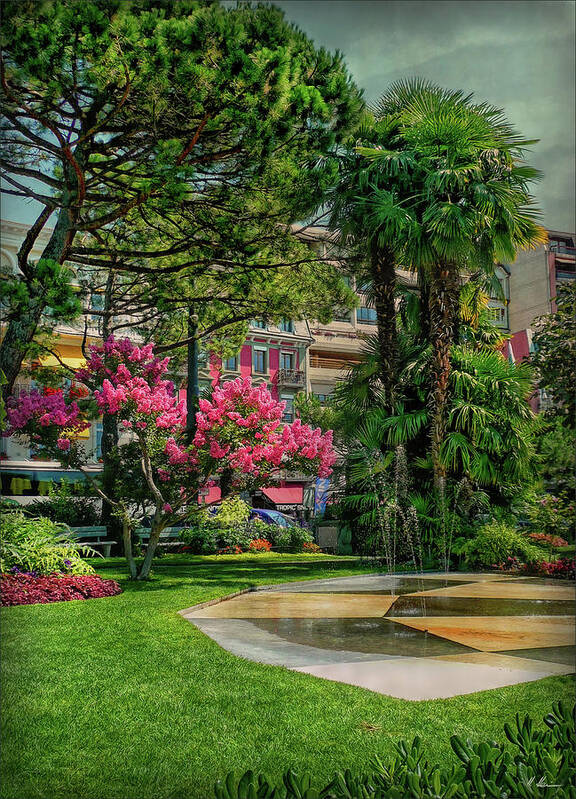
[0,0,363,393]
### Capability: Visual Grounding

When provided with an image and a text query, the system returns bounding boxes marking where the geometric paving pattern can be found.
[180,572,576,700]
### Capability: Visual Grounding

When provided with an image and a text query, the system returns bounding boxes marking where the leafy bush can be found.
[0,513,96,576]
[459,520,545,569]
[28,480,100,527]
[537,558,575,579]
[217,545,243,555]
[302,541,322,553]
[525,493,575,543]
[247,539,272,552]
[528,532,570,548]
[180,526,218,555]
[1,572,121,606]
[215,702,576,799]
[287,525,314,551]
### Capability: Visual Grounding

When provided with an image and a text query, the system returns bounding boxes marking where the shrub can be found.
[288,525,314,551]
[528,532,570,548]
[28,480,100,527]
[262,523,292,549]
[522,490,575,543]
[180,526,218,555]
[217,545,242,555]
[215,702,576,799]
[302,541,322,553]
[0,513,96,576]
[460,520,545,569]
[1,572,121,606]
[247,538,272,552]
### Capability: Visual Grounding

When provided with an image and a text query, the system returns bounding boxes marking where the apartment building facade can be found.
[502,229,575,364]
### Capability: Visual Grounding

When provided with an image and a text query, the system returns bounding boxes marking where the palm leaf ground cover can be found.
[1,555,573,799]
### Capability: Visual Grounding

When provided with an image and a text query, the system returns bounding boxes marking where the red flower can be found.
[0,573,122,606]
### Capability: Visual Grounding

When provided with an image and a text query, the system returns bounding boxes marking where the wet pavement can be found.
[180,572,576,700]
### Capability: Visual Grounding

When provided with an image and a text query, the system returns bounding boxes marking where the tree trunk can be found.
[219,467,234,500]
[428,261,461,502]
[137,515,166,580]
[99,273,121,546]
[0,207,75,399]
[185,306,200,445]
[369,242,398,413]
[122,520,138,579]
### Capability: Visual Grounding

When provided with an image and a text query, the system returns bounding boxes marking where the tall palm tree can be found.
[327,117,419,411]
[358,79,546,501]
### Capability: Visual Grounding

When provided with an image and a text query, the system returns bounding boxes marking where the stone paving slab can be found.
[292,655,574,701]
[189,618,403,668]
[387,615,575,651]
[184,592,399,618]
[409,582,576,601]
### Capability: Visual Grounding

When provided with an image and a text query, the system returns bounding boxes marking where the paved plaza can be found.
[181,573,576,700]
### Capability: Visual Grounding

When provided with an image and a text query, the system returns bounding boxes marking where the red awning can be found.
[261,486,303,506]
[198,486,221,505]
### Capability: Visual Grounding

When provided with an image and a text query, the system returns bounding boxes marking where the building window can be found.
[281,395,295,422]
[223,355,238,371]
[252,348,267,374]
[332,308,351,323]
[251,319,267,329]
[314,393,333,405]
[357,306,377,324]
[279,319,294,333]
[197,350,208,369]
[95,422,103,459]
[280,351,295,370]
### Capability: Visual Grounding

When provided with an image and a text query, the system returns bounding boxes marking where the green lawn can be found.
[1,555,573,799]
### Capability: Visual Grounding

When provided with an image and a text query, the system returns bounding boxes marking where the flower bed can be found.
[1,572,122,606]
[495,556,575,580]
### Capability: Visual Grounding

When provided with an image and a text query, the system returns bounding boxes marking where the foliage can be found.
[6,337,335,579]
[217,546,243,556]
[1,572,121,606]
[28,481,100,528]
[0,513,96,576]
[534,558,575,580]
[302,542,322,554]
[247,539,272,553]
[212,498,251,527]
[215,703,576,799]
[181,517,312,554]
[520,491,575,543]
[528,533,570,549]
[458,520,545,569]
[531,282,576,425]
[536,420,576,496]
[0,0,363,393]
[496,556,576,581]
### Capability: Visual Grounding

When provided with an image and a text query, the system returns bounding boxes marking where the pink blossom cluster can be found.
[6,389,89,436]
[193,377,336,478]
[0,573,122,606]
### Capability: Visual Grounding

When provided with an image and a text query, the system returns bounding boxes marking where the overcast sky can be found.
[274,0,575,232]
[2,0,574,232]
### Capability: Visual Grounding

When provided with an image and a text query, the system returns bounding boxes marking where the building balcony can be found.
[276,368,306,388]
[549,243,576,257]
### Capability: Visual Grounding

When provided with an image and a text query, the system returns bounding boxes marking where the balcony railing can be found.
[309,355,359,370]
[276,368,305,387]
[550,243,576,256]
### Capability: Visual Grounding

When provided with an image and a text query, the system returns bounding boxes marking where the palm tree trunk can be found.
[428,261,460,499]
[369,242,398,413]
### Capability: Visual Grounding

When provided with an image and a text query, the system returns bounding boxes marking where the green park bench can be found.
[69,526,117,558]
[135,527,186,551]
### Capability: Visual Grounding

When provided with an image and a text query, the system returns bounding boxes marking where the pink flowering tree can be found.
[6,337,336,580]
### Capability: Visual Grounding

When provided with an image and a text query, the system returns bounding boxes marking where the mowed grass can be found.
[1,555,573,799]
